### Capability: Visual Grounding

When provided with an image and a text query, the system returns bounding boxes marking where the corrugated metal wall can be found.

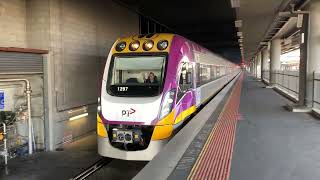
[0,52,43,74]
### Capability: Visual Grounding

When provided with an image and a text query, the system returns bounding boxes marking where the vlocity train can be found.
[97,33,240,161]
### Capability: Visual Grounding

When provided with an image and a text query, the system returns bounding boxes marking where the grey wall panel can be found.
[0,52,43,74]
[54,0,139,111]
[0,0,27,48]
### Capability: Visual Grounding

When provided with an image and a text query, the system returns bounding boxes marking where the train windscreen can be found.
[107,55,167,97]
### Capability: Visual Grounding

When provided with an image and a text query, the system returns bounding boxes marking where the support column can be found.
[257,52,262,79]
[287,0,320,112]
[254,57,257,77]
[269,38,281,86]
[261,48,269,81]
[297,13,309,108]
[307,0,320,107]
[250,59,254,75]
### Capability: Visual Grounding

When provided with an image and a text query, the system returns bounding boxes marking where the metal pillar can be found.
[253,57,257,77]
[262,47,269,80]
[298,13,309,107]
[257,52,262,79]
[251,61,254,74]
[287,0,320,112]
[270,38,281,86]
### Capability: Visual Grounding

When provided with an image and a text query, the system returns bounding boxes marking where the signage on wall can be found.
[0,91,4,110]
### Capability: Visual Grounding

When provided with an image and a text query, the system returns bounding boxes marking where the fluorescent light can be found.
[235,20,242,28]
[231,0,240,8]
[69,113,89,121]
[237,32,243,37]
[278,12,291,17]
[238,39,243,43]
[68,106,87,114]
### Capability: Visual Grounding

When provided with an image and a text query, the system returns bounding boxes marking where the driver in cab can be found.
[144,72,158,84]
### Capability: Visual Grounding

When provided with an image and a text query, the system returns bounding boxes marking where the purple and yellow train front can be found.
[97,33,239,161]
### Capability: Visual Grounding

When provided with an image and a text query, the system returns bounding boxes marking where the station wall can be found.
[0,0,139,150]
[0,0,27,47]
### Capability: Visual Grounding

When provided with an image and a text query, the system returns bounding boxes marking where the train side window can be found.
[200,64,211,85]
[216,66,220,77]
[210,65,216,80]
[196,63,200,86]
[177,62,193,101]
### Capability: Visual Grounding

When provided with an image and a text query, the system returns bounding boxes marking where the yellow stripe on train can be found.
[174,105,197,125]
[97,114,108,138]
[151,105,197,140]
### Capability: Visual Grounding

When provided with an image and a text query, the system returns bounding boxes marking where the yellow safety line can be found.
[187,77,240,180]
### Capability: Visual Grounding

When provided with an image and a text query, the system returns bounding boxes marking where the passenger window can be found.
[216,66,220,77]
[177,63,193,101]
[210,65,216,80]
[200,64,211,83]
[196,63,201,85]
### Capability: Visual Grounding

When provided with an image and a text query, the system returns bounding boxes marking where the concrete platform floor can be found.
[170,73,320,180]
[230,74,320,180]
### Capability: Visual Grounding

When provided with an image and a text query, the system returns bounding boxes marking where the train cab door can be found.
[175,62,194,125]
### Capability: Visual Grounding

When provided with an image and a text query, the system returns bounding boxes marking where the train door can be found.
[175,62,194,124]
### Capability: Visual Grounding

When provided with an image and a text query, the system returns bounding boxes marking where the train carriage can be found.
[97,33,240,160]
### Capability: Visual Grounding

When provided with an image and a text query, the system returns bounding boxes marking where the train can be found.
[97,33,240,161]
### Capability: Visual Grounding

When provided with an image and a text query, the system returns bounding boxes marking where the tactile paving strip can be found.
[188,73,244,180]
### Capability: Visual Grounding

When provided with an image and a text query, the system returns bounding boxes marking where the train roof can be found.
[112,33,175,54]
[112,33,235,65]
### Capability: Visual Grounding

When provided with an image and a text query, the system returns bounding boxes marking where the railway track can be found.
[70,158,113,180]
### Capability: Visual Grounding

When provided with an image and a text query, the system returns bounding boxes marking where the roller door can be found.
[0,52,43,74]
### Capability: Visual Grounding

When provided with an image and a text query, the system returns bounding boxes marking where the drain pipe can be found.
[0,79,33,155]
[1,123,8,165]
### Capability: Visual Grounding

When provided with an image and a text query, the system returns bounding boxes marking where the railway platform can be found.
[1,72,320,180]
[135,72,320,180]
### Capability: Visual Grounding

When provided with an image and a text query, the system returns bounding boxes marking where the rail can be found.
[274,70,299,100]
[262,70,320,113]
[70,158,113,180]
[314,72,320,112]
[263,70,299,101]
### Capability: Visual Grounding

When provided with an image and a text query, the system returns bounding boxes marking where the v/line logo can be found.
[121,108,136,117]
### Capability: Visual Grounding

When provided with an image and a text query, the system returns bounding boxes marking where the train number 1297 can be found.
[117,87,128,91]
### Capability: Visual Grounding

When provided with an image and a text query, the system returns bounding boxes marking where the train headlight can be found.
[116,41,126,52]
[143,40,154,51]
[159,90,176,119]
[129,41,140,51]
[97,97,101,113]
[157,40,168,50]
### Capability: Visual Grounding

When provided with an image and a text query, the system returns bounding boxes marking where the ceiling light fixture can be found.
[230,0,240,8]
[235,20,242,28]
[260,42,268,45]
